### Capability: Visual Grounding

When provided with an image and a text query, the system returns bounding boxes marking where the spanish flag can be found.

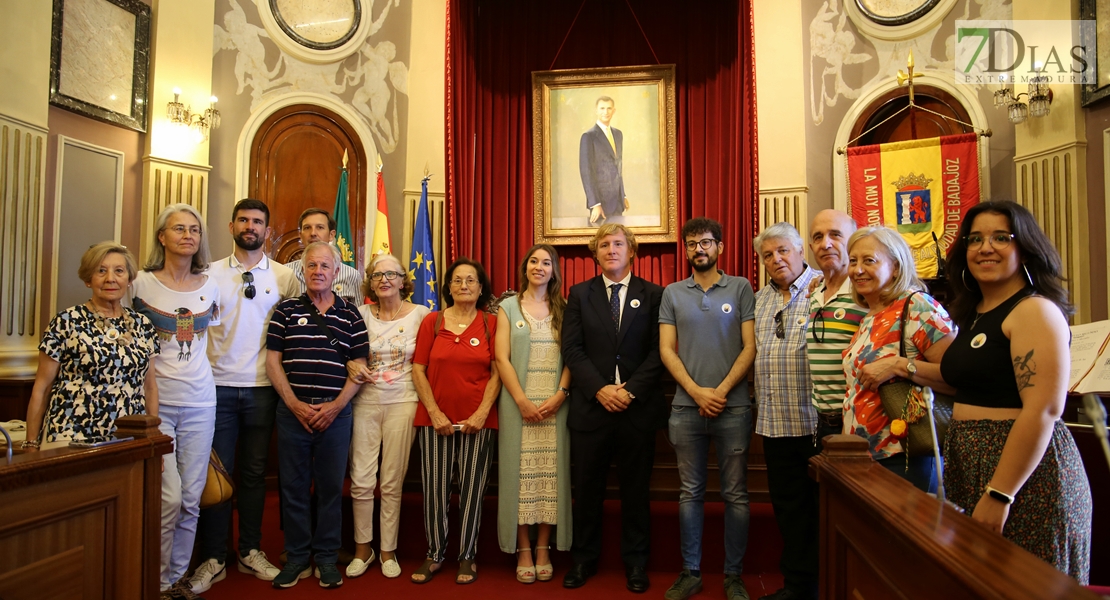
[371,162,391,256]
[846,133,981,278]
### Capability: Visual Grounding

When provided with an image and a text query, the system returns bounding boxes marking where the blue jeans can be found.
[877,453,938,494]
[275,400,352,565]
[197,386,278,562]
[668,404,752,574]
[158,404,216,589]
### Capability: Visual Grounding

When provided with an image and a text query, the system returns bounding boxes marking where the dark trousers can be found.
[763,434,821,593]
[570,417,656,568]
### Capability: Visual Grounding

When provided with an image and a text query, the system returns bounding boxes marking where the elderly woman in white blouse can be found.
[346,254,430,578]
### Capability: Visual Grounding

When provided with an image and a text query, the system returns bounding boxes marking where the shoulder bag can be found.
[876,291,955,458]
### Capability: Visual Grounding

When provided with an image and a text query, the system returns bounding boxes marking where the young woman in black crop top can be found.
[939,201,1091,583]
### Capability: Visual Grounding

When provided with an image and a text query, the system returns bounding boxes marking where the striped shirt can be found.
[806,278,866,413]
[266,294,369,398]
[753,265,820,438]
[288,259,365,305]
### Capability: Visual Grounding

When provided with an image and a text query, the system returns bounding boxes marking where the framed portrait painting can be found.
[532,65,677,245]
[50,0,151,132]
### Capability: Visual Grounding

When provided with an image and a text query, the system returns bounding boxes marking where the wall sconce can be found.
[167,88,221,141]
[993,73,1053,124]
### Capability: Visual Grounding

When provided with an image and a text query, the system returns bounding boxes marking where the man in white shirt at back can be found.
[190,199,298,593]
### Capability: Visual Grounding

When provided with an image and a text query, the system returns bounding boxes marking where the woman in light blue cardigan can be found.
[494,244,572,584]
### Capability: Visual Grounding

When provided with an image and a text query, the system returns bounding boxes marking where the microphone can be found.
[931,232,946,278]
[1082,394,1110,473]
[923,387,947,505]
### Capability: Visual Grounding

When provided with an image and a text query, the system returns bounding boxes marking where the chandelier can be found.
[993,72,1053,124]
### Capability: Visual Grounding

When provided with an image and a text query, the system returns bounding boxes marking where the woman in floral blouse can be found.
[841,226,955,492]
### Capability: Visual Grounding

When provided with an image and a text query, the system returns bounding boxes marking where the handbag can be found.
[200,448,234,508]
[876,291,954,458]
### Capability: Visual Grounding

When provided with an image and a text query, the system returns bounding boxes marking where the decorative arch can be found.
[234,92,379,264]
[832,71,991,212]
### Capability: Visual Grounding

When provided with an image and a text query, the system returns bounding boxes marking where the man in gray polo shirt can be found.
[659,217,756,600]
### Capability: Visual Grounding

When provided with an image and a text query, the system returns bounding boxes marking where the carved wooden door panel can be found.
[248,104,367,266]
[849,86,974,148]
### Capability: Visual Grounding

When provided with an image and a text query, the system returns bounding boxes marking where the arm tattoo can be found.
[1013,349,1036,392]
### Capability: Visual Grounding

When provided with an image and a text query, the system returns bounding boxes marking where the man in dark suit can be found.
[580,96,628,225]
[561,223,665,593]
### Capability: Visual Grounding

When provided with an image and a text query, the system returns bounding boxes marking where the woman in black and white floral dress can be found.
[24,242,159,448]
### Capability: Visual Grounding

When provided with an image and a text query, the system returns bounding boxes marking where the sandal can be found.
[534,545,553,582]
[456,559,478,584]
[411,558,442,584]
[516,547,535,584]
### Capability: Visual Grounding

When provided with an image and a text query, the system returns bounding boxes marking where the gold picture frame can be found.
[532,65,677,245]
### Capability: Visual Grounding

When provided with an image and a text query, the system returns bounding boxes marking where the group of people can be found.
[20,197,1093,600]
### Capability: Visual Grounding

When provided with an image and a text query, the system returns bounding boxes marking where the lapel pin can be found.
[630,299,641,308]
[516,320,526,329]
[470,337,480,346]
[834,308,846,320]
[970,333,987,348]
[722,303,732,313]
[795,316,806,326]
[298,317,308,326]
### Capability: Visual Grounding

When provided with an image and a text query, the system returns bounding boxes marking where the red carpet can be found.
[202,492,784,599]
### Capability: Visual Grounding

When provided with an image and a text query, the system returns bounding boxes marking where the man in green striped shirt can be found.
[806,209,867,447]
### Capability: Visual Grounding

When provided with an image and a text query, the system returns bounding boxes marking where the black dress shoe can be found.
[563,562,596,589]
[626,565,650,593]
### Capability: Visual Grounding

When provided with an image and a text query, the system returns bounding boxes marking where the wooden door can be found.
[849,86,973,148]
[248,104,368,265]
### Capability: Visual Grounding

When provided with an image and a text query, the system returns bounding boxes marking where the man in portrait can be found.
[580,96,629,225]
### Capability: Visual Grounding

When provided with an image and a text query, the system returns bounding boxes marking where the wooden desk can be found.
[0,415,172,600]
[811,435,1098,600]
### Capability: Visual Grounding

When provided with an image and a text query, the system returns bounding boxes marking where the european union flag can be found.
[409,177,438,310]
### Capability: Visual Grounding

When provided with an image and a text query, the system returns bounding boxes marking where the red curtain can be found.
[445,0,759,294]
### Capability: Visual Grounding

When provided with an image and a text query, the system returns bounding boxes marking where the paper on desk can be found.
[1069,321,1110,392]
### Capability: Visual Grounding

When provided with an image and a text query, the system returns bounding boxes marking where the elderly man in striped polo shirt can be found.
[806,210,866,446]
[266,241,369,589]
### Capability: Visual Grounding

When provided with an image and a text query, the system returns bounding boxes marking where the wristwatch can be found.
[984,485,1015,505]
[906,358,918,377]
[558,386,571,396]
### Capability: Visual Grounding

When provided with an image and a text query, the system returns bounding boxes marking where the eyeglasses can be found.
[684,238,718,251]
[370,271,403,282]
[168,224,202,236]
[774,310,785,339]
[811,308,825,344]
[964,232,1014,250]
[450,277,479,288]
[242,271,256,299]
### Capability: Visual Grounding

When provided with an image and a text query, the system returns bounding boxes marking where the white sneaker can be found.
[188,558,226,594]
[345,549,376,578]
[237,549,281,581]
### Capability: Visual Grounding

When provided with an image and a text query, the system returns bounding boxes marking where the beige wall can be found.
[753,0,807,192]
[0,0,51,129]
[404,0,447,199]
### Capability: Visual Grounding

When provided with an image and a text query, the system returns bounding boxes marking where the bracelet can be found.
[558,386,570,396]
[20,439,40,450]
[984,485,1015,505]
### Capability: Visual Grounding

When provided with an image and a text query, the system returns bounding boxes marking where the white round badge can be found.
[722,303,733,314]
[516,320,526,329]
[265,288,272,294]
[630,299,641,308]
[335,284,344,293]
[834,308,846,320]
[298,317,308,326]
[469,337,480,346]
[970,333,987,349]
[796,316,806,326]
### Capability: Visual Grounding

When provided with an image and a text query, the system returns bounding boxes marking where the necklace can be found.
[377,302,402,322]
[970,312,985,330]
[449,307,473,329]
[86,301,132,343]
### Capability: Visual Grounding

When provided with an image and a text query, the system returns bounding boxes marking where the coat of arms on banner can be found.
[893,173,933,234]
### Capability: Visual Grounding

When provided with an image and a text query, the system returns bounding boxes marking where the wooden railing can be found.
[811,434,1098,599]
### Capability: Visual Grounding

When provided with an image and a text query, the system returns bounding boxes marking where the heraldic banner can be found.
[846,132,980,278]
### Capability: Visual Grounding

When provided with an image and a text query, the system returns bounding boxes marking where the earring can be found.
[961,269,972,290]
[1022,264,1034,287]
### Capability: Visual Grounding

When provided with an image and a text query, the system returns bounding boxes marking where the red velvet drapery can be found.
[445,0,758,294]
